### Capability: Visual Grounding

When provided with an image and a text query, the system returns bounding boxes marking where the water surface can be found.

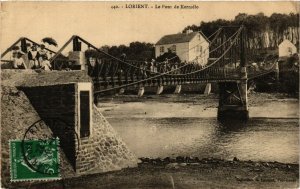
[102,96,299,163]
[107,117,298,163]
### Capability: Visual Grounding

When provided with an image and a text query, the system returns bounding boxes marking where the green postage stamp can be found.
[10,138,61,182]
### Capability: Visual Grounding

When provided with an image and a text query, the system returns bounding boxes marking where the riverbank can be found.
[30,158,299,189]
[99,93,299,119]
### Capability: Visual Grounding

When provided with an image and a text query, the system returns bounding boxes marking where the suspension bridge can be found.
[1,26,279,120]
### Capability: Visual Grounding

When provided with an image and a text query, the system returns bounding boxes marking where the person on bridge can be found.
[120,53,127,62]
[150,59,155,73]
[13,52,27,69]
[28,45,40,69]
[38,44,48,64]
[40,55,52,71]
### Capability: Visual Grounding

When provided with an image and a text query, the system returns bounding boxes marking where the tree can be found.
[41,37,58,47]
[183,12,299,49]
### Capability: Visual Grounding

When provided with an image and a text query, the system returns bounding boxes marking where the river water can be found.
[101,95,299,164]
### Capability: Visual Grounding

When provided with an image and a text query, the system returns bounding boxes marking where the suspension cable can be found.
[209,29,241,54]
[185,27,243,75]
[161,28,223,62]
[165,27,242,76]
[94,27,243,93]
[51,28,223,76]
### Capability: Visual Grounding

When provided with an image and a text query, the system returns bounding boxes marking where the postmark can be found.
[10,138,60,182]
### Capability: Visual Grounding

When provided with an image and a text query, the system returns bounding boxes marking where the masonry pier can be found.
[174,85,182,94]
[0,70,138,187]
[217,80,249,120]
[138,86,145,97]
[156,85,164,95]
[204,83,212,95]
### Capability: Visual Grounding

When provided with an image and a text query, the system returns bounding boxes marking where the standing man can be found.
[28,45,40,69]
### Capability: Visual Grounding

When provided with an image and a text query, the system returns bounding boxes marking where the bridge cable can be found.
[86,28,230,77]
[93,27,243,94]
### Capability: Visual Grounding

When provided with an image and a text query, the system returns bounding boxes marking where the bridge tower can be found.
[217,26,249,120]
[69,36,87,70]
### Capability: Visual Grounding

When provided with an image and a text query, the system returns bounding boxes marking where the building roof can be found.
[279,39,296,47]
[156,32,210,45]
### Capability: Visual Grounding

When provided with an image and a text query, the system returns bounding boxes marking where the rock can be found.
[163,157,171,163]
[194,157,200,162]
[254,162,261,167]
[252,168,264,172]
[265,162,270,167]
[166,163,179,169]
[186,156,194,163]
[233,157,239,161]
[176,156,184,162]
[140,157,150,163]
[154,158,163,165]
[179,163,187,167]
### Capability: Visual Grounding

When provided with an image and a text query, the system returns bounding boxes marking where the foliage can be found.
[183,12,299,49]
[85,42,155,61]
[42,37,58,47]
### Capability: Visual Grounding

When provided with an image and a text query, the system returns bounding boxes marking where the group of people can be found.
[134,59,206,77]
[87,56,206,78]
[12,44,52,70]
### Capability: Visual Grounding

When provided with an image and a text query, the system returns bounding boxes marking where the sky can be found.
[0,1,298,52]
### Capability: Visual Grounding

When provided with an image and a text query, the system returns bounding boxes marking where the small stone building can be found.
[1,70,138,188]
[278,39,297,57]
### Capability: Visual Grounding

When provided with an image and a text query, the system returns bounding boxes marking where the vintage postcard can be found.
[0,1,299,189]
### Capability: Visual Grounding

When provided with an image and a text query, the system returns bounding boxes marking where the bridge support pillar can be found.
[218,66,248,120]
[174,85,182,94]
[275,61,280,81]
[69,51,86,70]
[156,86,164,95]
[217,81,249,120]
[204,83,212,95]
[138,86,145,97]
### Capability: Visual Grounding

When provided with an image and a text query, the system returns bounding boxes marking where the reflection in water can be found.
[108,117,299,163]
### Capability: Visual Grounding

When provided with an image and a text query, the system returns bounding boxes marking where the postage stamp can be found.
[10,138,61,182]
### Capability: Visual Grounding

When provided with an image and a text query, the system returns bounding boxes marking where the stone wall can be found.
[76,106,138,174]
[21,84,78,169]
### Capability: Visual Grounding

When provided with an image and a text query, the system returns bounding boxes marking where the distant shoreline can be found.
[99,93,299,119]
